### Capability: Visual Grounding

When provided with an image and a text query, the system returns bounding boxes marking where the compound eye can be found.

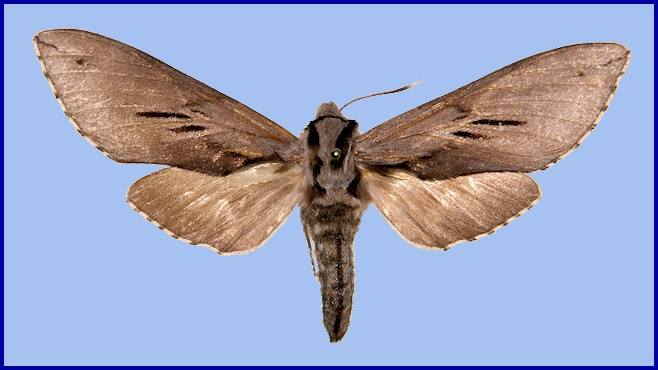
[330,148,342,160]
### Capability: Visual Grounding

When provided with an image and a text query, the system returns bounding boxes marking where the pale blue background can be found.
[4,4,654,366]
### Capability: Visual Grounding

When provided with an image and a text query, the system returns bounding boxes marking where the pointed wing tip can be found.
[33,29,59,46]
[589,42,631,71]
[602,42,631,70]
[33,32,116,161]
[605,42,631,54]
[33,32,48,56]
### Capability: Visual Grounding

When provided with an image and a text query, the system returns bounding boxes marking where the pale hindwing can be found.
[362,170,541,250]
[356,43,630,179]
[34,29,298,175]
[127,162,303,255]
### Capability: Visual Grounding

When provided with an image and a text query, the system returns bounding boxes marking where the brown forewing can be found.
[355,43,630,180]
[34,29,299,176]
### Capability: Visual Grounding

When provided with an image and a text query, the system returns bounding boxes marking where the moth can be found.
[34,29,630,343]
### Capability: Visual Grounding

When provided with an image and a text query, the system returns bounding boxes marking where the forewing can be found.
[127,162,303,255]
[362,169,541,250]
[356,43,630,179]
[34,29,298,175]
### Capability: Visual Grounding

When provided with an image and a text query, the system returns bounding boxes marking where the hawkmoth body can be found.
[34,29,630,342]
[300,103,368,342]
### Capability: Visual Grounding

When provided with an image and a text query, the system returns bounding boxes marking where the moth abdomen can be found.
[301,203,363,343]
[316,231,354,343]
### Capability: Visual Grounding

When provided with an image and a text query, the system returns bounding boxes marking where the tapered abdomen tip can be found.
[323,305,351,343]
[328,327,347,343]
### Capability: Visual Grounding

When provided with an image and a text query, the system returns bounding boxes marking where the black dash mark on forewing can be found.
[170,125,205,133]
[135,112,192,119]
[453,131,485,139]
[471,119,526,126]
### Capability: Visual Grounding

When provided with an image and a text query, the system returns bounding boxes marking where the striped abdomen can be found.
[302,203,363,343]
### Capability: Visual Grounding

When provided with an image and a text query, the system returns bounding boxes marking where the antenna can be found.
[340,80,422,111]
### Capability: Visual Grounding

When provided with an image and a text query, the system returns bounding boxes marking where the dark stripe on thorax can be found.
[331,120,357,169]
[307,122,325,194]
[307,121,320,147]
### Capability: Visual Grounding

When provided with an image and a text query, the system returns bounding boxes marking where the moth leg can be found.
[304,223,319,282]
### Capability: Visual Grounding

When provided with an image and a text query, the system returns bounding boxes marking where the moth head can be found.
[315,101,346,120]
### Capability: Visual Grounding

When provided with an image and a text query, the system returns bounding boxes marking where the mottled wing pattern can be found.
[362,169,541,250]
[356,43,630,180]
[34,29,298,175]
[127,162,303,255]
